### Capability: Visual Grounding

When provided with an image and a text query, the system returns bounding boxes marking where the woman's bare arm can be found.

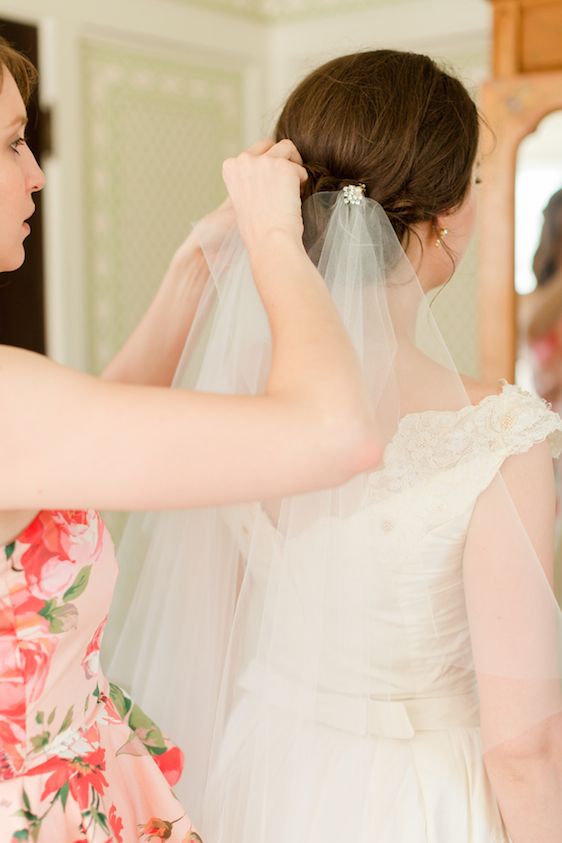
[0,142,381,509]
[101,240,209,387]
[0,343,376,510]
[463,443,562,842]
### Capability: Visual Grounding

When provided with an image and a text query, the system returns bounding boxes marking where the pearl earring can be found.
[435,227,449,248]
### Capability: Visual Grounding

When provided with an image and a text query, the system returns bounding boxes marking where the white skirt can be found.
[201,689,511,843]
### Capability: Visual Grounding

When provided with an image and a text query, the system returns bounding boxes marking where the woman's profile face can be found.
[0,68,44,272]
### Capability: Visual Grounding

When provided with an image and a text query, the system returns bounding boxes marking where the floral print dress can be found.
[0,509,201,843]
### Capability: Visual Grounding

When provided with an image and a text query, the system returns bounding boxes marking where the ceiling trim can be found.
[167,0,419,23]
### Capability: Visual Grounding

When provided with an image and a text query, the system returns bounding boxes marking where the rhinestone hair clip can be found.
[342,183,366,205]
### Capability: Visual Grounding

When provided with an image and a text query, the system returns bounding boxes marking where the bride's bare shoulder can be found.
[460,375,503,407]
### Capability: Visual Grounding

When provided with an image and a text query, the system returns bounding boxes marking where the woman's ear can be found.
[433,218,450,250]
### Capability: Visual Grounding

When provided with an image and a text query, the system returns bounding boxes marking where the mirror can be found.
[515,110,562,400]
[515,110,562,602]
[479,1,562,604]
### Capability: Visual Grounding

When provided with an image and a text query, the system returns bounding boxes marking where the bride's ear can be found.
[410,219,437,252]
[433,218,450,250]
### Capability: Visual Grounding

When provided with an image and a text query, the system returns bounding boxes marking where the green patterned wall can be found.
[81,41,244,373]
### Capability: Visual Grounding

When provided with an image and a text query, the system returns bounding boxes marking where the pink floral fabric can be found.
[0,510,201,842]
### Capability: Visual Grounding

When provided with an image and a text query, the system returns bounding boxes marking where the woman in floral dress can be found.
[0,38,380,842]
[2,509,196,842]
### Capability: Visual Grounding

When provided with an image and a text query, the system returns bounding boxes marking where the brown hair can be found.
[275,50,479,245]
[0,34,37,105]
[533,188,562,287]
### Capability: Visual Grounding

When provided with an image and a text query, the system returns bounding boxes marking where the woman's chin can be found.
[0,248,26,272]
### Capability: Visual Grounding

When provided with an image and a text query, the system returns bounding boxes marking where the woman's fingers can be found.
[222,141,307,247]
[237,138,307,182]
[246,138,275,156]
[294,162,309,185]
[222,137,307,193]
[266,138,303,166]
[244,137,302,164]
[190,141,275,249]
[265,139,308,184]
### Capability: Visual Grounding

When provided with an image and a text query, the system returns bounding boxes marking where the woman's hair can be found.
[275,50,479,245]
[533,188,562,287]
[0,35,37,105]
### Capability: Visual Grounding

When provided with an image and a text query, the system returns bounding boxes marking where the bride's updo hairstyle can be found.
[0,35,37,104]
[275,50,479,246]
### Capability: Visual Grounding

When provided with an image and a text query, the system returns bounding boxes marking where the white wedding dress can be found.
[105,193,562,843]
[200,383,562,843]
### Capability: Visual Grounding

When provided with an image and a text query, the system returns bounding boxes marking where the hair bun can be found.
[303,163,366,200]
[276,50,479,245]
[303,163,342,198]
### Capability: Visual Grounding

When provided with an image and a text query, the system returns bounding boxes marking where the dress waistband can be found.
[240,662,480,741]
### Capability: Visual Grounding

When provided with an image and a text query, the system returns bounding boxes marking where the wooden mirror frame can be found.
[479,73,562,382]
[478,0,562,383]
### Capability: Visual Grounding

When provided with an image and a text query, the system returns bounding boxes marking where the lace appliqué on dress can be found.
[366,382,562,502]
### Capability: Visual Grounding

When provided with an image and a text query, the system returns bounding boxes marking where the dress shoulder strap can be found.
[479,382,562,460]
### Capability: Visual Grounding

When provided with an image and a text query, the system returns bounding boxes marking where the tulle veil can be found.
[103,187,562,839]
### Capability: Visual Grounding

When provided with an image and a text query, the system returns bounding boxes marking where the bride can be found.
[106,50,562,842]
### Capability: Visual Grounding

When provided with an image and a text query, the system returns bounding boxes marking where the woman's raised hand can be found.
[222,138,308,250]
[169,139,277,266]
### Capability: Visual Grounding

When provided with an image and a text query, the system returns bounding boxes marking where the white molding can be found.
[0,0,266,56]
[168,0,434,23]
[40,18,89,367]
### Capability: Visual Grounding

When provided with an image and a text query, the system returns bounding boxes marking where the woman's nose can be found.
[27,147,46,193]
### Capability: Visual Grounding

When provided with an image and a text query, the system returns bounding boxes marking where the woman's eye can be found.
[475,176,482,185]
[10,137,27,154]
